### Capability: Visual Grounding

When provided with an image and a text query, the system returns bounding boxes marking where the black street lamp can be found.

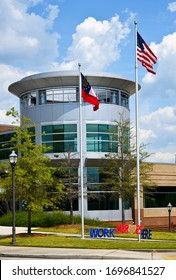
[9,150,18,244]
[167,202,172,232]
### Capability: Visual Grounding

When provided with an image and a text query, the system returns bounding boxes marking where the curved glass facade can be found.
[42,124,77,153]
[38,88,78,104]
[41,123,118,154]
[6,71,136,222]
[86,124,118,153]
[21,86,129,109]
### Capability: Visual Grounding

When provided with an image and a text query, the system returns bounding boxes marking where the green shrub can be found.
[0,212,28,226]
[0,211,113,228]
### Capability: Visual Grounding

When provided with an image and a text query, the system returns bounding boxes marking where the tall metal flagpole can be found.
[134,21,141,241]
[78,63,84,239]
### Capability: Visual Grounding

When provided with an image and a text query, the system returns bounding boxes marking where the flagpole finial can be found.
[78,62,81,68]
[134,20,137,25]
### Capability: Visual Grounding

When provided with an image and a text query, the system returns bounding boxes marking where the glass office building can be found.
[1,70,175,228]
[6,71,137,222]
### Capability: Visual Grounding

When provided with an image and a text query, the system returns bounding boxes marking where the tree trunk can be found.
[28,209,32,234]
[70,199,74,224]
[121,197,125,224]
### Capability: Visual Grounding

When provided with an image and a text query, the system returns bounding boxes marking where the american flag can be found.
[137,32,158,74]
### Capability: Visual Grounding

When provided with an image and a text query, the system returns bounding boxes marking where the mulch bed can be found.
[16,233,50,238]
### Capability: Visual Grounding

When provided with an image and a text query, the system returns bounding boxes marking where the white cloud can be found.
[139,128,156,143]
[0,0,60,70]
[58,15,134,71]
[137,32,176,162]
[0,2,135,125]
[167,2,176,12]
[0,64,27,118]
[148,152,176,163]
[0,110,15,125]
[0,1,135,74]
[141,106,176,125]
[45,4,60,29]
[139,105,176,163]
[28,0,44,6]
[140,106,176,142]
[54,61,78,71]
[0,0,175,165]
[142,32,176,95]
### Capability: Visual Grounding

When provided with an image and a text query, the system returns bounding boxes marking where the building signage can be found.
[89,224,152,239]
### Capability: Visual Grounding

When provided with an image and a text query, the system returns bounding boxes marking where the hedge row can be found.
[0,211,105,227]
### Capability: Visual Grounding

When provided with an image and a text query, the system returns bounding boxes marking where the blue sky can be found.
[1,0,176,163]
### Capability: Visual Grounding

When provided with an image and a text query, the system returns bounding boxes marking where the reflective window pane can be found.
[86,124,118,153]
[42,124,77,153]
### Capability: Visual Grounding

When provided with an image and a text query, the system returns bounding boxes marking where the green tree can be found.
[55,152,79,224]
[101,115,156,224]
[0,108,63,233]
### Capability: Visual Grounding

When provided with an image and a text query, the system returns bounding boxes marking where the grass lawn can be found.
[0,235,176,250]
[34,225,176,241]
[0,224,176,250]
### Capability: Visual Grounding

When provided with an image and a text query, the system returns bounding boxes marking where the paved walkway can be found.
[0,226,28,237]
[0,226,176,260]
[0,245,174,260]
